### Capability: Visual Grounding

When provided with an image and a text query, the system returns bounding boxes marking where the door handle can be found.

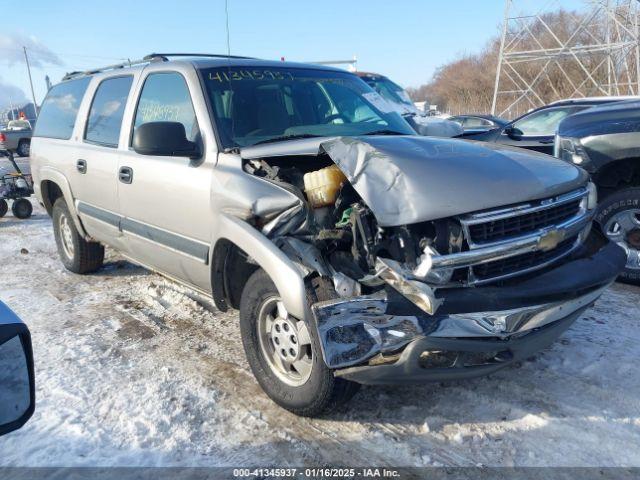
[76,159,87,174]
[539,139,555,144]
[118,166,133,184]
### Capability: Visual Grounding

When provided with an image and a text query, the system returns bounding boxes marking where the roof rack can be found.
[62,52,255,81]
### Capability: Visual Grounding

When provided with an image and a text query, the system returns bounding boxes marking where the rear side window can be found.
[33,77,90,140]
[132,72,198,143]
[85,76,133,147]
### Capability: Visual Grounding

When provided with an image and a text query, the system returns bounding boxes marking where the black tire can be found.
[239,269,359,416]
[11,198,32,219]
[16,140,30,157]
[0,199,7,218]
[52,198,104,274]
[595,187,640,285]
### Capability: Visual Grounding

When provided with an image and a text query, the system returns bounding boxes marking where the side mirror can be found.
[504,125,524,139]
[132,122,201,159]
[0,303,35,437]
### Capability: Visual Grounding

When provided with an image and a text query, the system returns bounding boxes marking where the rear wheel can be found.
[52,198,104,274]
[16,140,30,157]
[0,199,7,218]
[239,269,359,416]
[11,198,32,219]
[596,187,640,285]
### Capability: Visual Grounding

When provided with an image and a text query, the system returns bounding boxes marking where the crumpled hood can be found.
[320,136,588,226]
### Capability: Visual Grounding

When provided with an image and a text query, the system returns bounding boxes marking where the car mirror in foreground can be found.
[132,121,202,159]
[0,303,35,437]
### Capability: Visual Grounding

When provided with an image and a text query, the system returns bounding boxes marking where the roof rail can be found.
[62,52,255,81]
[143,52,255,61]
[62,57,151,81]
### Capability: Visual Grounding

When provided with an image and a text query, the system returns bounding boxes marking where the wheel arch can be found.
[593,157,640,196]
[38,168,89,238]
[210,214,309,321]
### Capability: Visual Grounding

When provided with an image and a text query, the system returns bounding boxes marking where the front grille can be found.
[472,237,576,280]
[468,198,582,245]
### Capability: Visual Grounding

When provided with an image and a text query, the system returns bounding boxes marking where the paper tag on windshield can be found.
[398,90,413,103]
[362,92,395,113]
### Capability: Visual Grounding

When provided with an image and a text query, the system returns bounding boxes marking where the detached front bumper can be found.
[311,231,625,385]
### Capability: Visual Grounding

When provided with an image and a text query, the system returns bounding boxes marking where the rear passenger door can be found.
[117,71,213,292]
[73,75,134,250]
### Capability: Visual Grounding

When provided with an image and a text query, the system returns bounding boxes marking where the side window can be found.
[513,107,577,136]
[133,72,199,143]
[33,77,91,140]
[85,76,133,147]
[465,117,491,128]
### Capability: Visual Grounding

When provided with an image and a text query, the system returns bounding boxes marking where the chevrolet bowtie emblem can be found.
[538,229,564,251]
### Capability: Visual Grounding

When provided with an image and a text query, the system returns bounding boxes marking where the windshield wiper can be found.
[361,129,406,136]
[253,134,321,146]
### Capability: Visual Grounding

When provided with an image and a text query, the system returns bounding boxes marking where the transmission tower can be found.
[492,0,640,118]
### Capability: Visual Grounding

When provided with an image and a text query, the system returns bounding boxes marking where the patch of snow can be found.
[0,200,639,467]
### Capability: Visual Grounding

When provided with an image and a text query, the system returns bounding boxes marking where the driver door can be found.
[117,70,214,293]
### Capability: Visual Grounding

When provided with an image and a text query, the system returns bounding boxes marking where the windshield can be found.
[363,76,416,110]
[200,67,415,148]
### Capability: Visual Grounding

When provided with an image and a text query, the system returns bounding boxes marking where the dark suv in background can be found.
[464,97,638,155]
[556,100,640,285]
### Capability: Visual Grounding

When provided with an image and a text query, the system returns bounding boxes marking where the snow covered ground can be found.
[1,199,639,467]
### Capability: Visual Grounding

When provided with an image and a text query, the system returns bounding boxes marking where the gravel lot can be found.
[0,179,639,467]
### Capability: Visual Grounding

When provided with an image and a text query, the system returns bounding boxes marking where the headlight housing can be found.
[555,136,590,165]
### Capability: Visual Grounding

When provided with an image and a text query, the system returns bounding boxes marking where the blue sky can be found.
[0,0,585,107]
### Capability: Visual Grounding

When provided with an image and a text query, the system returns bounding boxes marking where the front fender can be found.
[211,214,309,321]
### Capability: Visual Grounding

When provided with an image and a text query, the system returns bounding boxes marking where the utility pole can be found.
[9,97,15,120]
[491,0,511,115]
[23,46,38,114]
[492,0,640,118]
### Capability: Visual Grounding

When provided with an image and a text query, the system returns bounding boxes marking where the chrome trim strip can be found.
[467,236,583,286]
[430,210,593,270]
[459,187,587,225]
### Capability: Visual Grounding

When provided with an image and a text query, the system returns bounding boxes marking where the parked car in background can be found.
[0,119,33,157]
[355,71,463,137]
[0,302,35,437]
[555,100,640,285]
[449,114,508,134]
[31,54,623,416]
[463,97,638,155]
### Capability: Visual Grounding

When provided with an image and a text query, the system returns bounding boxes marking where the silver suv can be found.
[31,54,624,416]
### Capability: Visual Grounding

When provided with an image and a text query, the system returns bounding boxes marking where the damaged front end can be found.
[238,135,625,384]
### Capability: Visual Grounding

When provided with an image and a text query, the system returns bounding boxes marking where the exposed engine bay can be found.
[243,150,465,313]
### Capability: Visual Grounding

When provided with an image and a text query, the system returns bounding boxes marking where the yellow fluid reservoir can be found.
[303,165,347,208]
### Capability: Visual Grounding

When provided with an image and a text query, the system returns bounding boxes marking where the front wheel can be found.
[596,187,640,285]
[0,199,7,218]
[239,269,359,416]
[52,198,104,274]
